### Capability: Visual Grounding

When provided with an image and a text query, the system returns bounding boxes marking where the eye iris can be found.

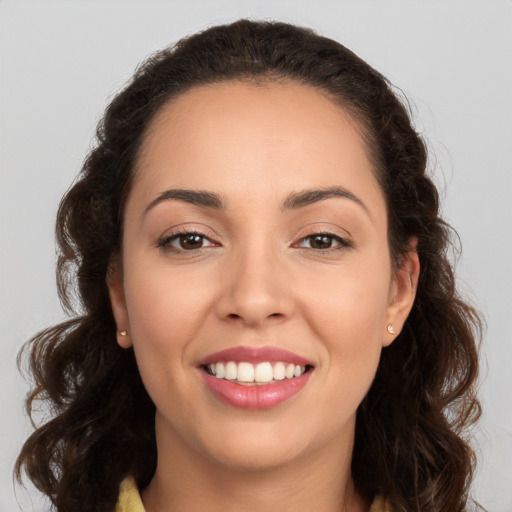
[180,234,203,249]
[310,235,332,249]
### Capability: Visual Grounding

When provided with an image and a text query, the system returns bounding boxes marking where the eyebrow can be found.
[281,186,368,213]
[144,189,225,214]
[144,185,367,215]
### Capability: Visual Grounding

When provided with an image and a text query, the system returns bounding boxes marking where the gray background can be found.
[1,1,511,510]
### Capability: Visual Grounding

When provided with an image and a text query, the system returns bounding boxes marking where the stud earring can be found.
[119,330,128,336]
[387,324,395,335]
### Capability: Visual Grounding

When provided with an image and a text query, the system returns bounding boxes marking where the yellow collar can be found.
[115,477,145,512]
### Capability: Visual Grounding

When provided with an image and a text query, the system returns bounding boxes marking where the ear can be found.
[383,238,420,347]
[106,259,132,349]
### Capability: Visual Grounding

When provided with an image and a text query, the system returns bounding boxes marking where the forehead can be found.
[131,80,385,217]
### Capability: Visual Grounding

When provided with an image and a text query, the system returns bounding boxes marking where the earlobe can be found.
[117,329,131,348]
[106,262,132,349]
[384,238,420,346]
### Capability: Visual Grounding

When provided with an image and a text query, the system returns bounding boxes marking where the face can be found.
[108,80,418,473]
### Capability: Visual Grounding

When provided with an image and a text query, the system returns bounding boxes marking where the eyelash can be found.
[156,229,353,253]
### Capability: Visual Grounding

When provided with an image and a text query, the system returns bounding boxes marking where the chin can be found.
[194,418,317,473]
[206,443,302,473]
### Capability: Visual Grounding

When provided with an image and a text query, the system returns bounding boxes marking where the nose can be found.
[215,243,295,328]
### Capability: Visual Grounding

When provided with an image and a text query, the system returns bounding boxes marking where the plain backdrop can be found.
[1,1,511,510]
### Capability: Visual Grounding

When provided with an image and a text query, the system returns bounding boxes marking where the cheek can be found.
[298,259,391,391]
[299,258,391,341]
[124,255,214,339]
[278,261,390,447]
[121,257,216,399]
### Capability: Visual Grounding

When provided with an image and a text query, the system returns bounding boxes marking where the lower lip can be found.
[201,370,312,410]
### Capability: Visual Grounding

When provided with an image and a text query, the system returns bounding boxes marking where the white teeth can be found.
[214,362,225,379]
[237,362,255,382]
[254,362,273,383]
[208,361,308,383]
[225,361,238,380]
[273,362,286,380]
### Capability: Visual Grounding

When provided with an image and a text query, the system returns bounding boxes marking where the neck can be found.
[142,415,369,512]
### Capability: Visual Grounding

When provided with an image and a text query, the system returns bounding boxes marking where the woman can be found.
[16,19,482,512]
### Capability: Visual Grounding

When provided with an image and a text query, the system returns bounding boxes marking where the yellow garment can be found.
[115,477,389,512]
[115,477,145,512]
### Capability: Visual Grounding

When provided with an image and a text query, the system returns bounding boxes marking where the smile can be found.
[198,346,314,409]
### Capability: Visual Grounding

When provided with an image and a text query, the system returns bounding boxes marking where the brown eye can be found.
[309,235,334,249]
[178,233,204,250]
[158,231,216,251]
[296,233,352,251]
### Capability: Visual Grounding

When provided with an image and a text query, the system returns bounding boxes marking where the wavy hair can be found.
[16,19,481,512]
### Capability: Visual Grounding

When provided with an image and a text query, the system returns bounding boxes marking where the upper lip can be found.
[198,346,314,367]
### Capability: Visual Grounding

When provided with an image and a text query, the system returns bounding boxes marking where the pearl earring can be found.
[387,324,395,335]
[119,330,128,336]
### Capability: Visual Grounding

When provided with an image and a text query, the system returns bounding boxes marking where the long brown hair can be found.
[16,19,482,512]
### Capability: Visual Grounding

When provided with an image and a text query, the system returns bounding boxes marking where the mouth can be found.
[198,346,314,409]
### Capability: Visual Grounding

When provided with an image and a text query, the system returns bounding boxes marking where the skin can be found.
[108,80,419,512]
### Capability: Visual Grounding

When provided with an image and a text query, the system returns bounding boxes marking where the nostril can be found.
[225,312,282,321]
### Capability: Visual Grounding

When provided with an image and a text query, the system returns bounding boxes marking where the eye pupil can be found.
[180,234,203,249]
[310,235,332,249]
